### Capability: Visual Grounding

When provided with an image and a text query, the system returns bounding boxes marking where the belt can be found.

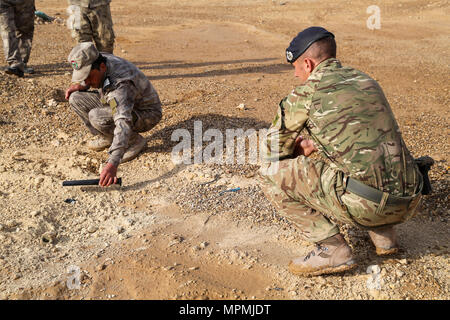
[346,177,414,206]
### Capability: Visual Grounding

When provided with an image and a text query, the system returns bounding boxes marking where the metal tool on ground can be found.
[62,178,122,186]
[219,187,241,196]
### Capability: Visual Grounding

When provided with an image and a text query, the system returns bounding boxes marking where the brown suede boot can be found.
[368,226,398,255]
[88,135,112,151]
[288,234,357,277]
[121,133,146,163]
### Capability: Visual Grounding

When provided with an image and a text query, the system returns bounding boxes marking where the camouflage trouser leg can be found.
[260,156,356,243]
[14,0,35,65]
[0,0,34,70]
[69,91,162,137]
[72,5,115,54]
[261,156,424,243]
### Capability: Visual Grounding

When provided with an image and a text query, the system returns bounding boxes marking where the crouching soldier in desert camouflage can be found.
[65,42,162,187]
[68,0,115,53]
[0,0,35,77]
[260,27,424,276]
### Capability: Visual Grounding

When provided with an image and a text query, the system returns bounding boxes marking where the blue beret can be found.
[286,26,334,63]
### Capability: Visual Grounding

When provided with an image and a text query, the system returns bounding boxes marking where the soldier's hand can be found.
[293,136,318,157]
[65,83,88,100]
[99,162,118,187]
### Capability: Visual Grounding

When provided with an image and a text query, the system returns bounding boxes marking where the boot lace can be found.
[303,244,328,262]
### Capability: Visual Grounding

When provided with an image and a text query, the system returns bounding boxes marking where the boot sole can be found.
[87,144,111,151]
[5,69,24,77]
[120,138,147,163]
[375,247,398,256]
[288,261,357,277]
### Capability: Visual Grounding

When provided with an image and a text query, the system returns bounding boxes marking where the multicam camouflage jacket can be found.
[263,58,420,197]
[68,0,111,8]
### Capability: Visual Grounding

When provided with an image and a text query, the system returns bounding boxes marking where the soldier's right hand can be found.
[65,83,88,100]
[293,136,318,157]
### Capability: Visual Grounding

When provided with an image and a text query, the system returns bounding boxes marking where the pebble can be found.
[396,270,405,278]
[47,99,58,107]
[399,259,408,265]
[87,226,98,233]
[236,103,246,110]
[30,211,40,217]
[116,226,125,234]
[96,264,106,271]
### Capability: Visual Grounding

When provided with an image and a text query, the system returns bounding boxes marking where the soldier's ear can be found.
[304,58,315,73]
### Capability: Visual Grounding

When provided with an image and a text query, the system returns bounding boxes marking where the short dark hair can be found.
[306,36,337,60]
[91,53,107,70]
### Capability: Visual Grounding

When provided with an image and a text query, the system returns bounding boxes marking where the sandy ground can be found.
[0,0,449,300]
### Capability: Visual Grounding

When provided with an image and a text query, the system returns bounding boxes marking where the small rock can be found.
[116,226,125,234]
[96,264,106,271]
[47,99,58,107]
[30,210,40,217]
[87,226,98,233]
[236,103,246,110]
[199,241,208,249]
[119,233,130,240]
[398,259,408,265]
[316,276,326,285]
[41,232,55,244]
[396,270,405,278]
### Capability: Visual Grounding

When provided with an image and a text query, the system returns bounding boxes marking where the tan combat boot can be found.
[88,135,113,151]
[288,234,357,276]
[368,225,398,255]
[121,133,146,163]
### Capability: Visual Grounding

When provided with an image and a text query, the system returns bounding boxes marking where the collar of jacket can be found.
[311,57,342,75]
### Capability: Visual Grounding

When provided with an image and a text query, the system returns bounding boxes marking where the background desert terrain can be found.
[0,0,448,300]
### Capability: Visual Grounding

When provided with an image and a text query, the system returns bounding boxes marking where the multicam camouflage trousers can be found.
[70,4,115,53]
[69,91,162,138]
[0,0,35,71]
[260,156,423,243]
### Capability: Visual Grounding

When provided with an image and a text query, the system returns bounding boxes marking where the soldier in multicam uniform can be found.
[0,0,36,77]
[68,0,115,53]
[260,27,424,276]
[65,42,162,187]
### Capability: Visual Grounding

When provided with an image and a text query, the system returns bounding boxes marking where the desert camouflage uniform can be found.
[69,53,162,166]
[68,0,114,53]
[0,0,35,71]
[260,58,423,243]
